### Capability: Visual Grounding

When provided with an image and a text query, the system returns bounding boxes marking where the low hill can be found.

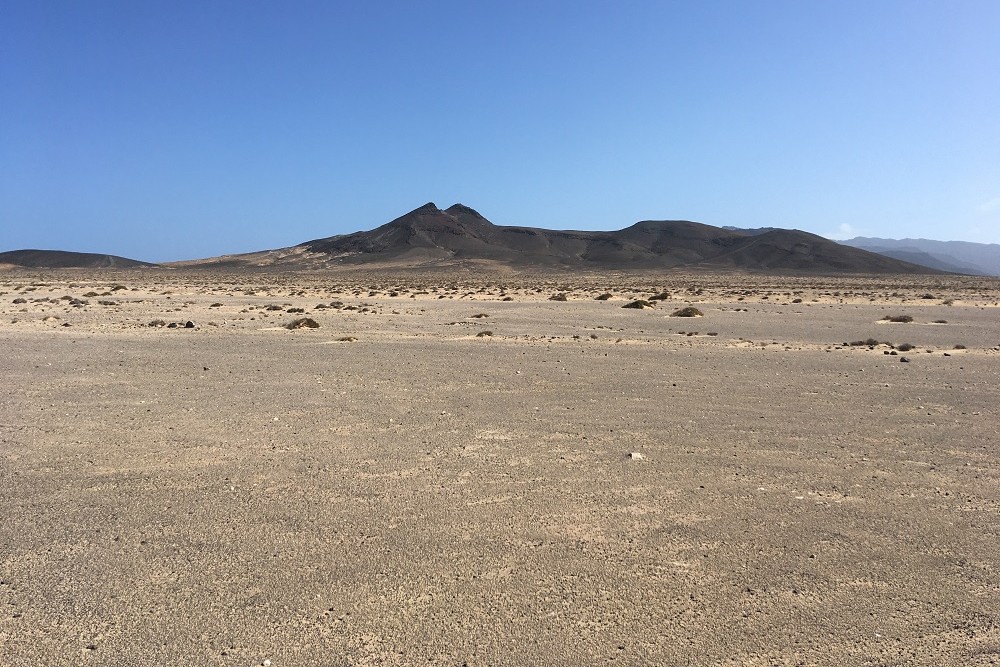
[0,249,157,269]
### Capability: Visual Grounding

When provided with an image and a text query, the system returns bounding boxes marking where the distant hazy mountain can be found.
[0,249,157,269]
[841,237,1000,276]
[176,202,939,274]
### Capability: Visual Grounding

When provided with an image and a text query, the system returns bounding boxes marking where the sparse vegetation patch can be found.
[286,318,320,329]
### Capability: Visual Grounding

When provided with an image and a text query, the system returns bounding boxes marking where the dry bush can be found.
[286,318,320,329]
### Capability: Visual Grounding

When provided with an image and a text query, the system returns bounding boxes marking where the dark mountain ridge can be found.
[0,249,157,269]
[299,203,939,274]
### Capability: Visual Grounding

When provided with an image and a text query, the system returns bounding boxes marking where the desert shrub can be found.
[287,307,305,313]
[622,300,654,309]
[502,296,514,301]
[476,330,493,337]
[792,298,803,303]
[882,315,913,323]
[595,293,613,300]
[470,313,489,318]
[896,343,915,352]
[210,302,224,307]
[549,293,568,301]
[649,291,671,301]
[953,344,966,349]
[933,319,947,324]
[670,306,704,317]
[337,336,357,342]
[285,318,319,329]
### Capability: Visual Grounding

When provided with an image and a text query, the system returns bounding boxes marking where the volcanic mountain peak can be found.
[389,202,490,225]
[445,203,487,217]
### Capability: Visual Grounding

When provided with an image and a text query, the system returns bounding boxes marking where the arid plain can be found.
[1,269,998,666]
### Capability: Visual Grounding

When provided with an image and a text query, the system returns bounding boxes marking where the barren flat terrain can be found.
[1,270,998,666]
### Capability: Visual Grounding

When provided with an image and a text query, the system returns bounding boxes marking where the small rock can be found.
[899,357,910,363]
[184,321,195,328]
[628,452,645,460]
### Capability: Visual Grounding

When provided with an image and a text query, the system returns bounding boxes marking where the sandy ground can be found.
[1,270,998,666]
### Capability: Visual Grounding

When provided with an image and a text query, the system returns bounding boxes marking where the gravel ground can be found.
[1,271,998,666]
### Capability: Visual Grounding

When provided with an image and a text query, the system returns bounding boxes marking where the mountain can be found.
[238,202,935,274]
[0,249,157,269]
[841,237,1000,276]
[3,208,951,274]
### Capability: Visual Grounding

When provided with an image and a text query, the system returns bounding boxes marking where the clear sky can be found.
[2,1,999,262]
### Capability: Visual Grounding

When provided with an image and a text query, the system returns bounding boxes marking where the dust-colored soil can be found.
[1,270,998,666]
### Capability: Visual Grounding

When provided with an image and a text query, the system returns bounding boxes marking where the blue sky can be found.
[2,1,999,262]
